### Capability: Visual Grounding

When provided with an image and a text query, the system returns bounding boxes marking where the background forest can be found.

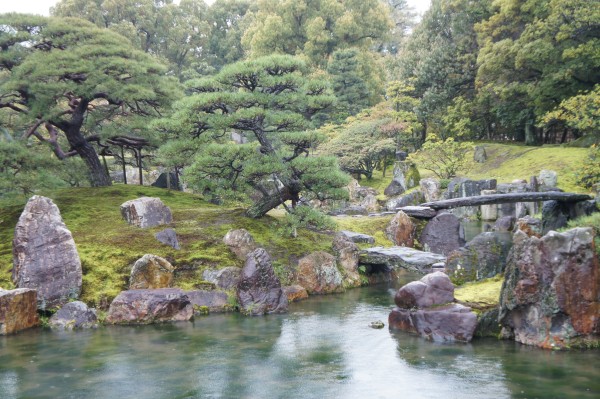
[1,0,598,220]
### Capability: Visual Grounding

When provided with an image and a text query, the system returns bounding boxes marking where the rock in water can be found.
[389,272,477,342]
[236,249,288,315]
[49,301,98,330]
[499,227,600,349]
[106,288,193,324]
[282,285,309,302]
[223,229,257,260]
[0,288,39,335]
[297,251,345,294]
[120,197,172,228]
[332,233,361,288]
[186,290,231,314]
[129,254,175,289]
[12,195,82,309]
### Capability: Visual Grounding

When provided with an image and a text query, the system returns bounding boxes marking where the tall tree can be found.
[326,48,372,118]
[0,15,179,186]
[154,55,349,217]
[476,0,600,143]
[52,0,212,78]
[399,0,493,141]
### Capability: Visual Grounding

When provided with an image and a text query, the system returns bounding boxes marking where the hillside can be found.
[0,186,334,308]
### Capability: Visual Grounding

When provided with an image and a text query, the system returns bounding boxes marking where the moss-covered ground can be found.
[454,275,503,310]
[0,185,334,308]
[364,143,589,195]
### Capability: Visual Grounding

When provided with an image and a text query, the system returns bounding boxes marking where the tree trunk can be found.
[246,187,295,218]
[121,146,127,185]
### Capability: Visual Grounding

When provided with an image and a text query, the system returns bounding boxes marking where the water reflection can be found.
[0,284,598,399]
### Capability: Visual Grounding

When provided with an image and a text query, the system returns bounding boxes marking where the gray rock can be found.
[398,206,437,219]
[186,290,231,314]
[385,191,424,211]
[389,304,478,343]
[223,229,257,260]
[129,254,174,290]
[473,145,487,163]
[339,230,375,244]
[328,205,369,216]
[493,216,516,232]
[155,228,180,250]
[49,301,98,330]
[106,288,193,324]
[499,228,600,349]
[202,267,241,290]
[359,246,446,274]
[0,288,39,335]
[420,213,466,256]
[394,271,455,308]
[445,232,513,283]
[480,189,498,221]
[474,308,501,338]
[12,195,82,309]
[538,169,558,188]
[384,180,405,197]
[514,216,542,237]
[541,200,570,234]
[297,251,344,295]
[151,172,181,190]
[237,248,288,315]
[420,178,441,202]
[120,197,172,228]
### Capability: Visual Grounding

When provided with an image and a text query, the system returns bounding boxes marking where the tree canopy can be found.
[0,14,180,186]
[154,55,349,217]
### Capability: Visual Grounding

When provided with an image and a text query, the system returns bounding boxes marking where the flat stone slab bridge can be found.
[399,192,592,218]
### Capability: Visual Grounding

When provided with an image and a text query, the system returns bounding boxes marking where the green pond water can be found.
[1,279,598,399]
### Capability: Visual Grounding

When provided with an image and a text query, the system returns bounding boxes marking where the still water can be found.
[1,280,598,399]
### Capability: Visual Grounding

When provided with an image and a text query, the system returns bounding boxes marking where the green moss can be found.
[454,275,503,309]
[0,185,333,309]
[335,215,394,247]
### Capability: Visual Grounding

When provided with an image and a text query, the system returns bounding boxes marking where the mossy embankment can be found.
[0,185,333,308]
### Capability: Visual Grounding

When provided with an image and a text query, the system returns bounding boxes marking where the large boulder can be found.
[445,232,513,284]
[49,301,98,330]
[499,228,600,349]
[120,197,172,228]
[389,304,478,343]
[297,251,345,295]
[237,248,288,315]
[129,254,174,290]
[150,172,181,190]
[541,200,570,234]
[385,211,416,247]
[155,228,180,250]
[389,272,477,342]
[394,272,455,308]
[106,288,193,324]
[359,247,446,274]
[419,212,465,256]
[384,161,420,196]
[12,195,82,309]
[202,267,242,290]
[223,229,257,260]
[186,290,231,314]
[0,288,39,335]
[332,234,361,288]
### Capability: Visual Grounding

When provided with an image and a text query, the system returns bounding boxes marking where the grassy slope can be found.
[0,185,333,308]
